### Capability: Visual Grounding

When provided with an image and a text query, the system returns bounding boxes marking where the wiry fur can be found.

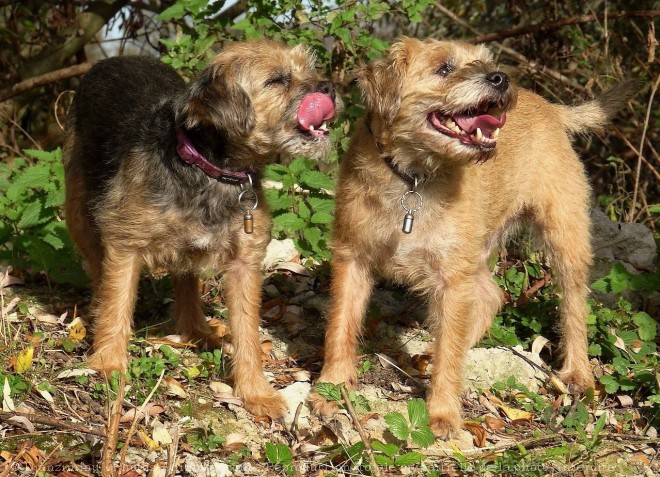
[310,37,638,438]
[64,40,335,418]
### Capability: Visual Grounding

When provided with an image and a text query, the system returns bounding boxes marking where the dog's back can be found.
[66,56,185,195]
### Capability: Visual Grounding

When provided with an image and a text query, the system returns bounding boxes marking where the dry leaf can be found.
[464,421,487,447]
[275,261,311,276]
[376,353,397,369]
[3,377,15,412]
[531,335,550,355]
[214,392,243,407]
[617,395,634,407]
[485,415,505,431]
[56,368,97,379]
[548,374,569,394]
[37,388,54,404]
[609,328,626,351]
[138,430,161,451]
[164,377,188,398]
[1,296,20,315]
[499,403,533,421]
[0,267,23,288]
[209,381,233,394]
[411,354,432,374]
[7,416,35,433]
[120,403,166,423]
[629,340,643,354]
[152,420,172,446]
[225,432,246,451]
[27,306,59,324]
[68,321,87,342]
[261,340,273,356]
[14,347,34,374]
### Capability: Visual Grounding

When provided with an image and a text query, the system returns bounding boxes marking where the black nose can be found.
[316,81,335,100]
[486,71,509,92]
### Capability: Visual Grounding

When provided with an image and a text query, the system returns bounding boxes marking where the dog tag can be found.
[402,212,415,234]
[243,210,254,234]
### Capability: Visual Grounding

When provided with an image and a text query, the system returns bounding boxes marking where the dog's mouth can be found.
[297,93,335,139]
[428,101,507,150]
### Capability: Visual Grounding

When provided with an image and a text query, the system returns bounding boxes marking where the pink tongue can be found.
[297,93,335,129]
[455,113,507,136]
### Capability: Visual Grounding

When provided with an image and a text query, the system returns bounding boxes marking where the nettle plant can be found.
[0,149,86,286]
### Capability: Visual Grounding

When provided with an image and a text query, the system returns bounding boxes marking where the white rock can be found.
[263,238,298,270]
[278,381,312,429]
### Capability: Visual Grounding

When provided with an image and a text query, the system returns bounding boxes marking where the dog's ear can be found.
[357,37,415,123]
[177,62,256,137]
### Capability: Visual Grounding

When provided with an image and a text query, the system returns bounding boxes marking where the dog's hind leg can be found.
[172,273,220,346]
[536,188,595,392]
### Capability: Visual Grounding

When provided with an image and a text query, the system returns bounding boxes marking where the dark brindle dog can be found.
[64,41,336,417]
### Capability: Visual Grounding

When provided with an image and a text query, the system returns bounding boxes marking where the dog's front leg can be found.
[224,257,286,418]
[427,279,475,439]
[310,255,374,416]
[88,245,141,372]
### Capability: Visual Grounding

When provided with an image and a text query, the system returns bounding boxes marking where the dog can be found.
[64,40,336,418]
[311,37,637,437]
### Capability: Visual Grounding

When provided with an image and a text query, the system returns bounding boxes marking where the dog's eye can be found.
[436,63,454,76]
[265,73,290,87]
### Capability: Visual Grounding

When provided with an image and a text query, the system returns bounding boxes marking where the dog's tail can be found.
[558,79,642,135]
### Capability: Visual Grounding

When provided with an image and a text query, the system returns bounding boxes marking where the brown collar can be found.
[175,128,253,185]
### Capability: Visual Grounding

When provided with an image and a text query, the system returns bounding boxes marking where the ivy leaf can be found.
[384,412,409,441]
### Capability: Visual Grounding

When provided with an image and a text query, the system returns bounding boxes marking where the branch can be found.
[434,2,585,92]
[470,10,660,44]
[0,63,92,102]
[0,410,106,438]
[19,0,128,80]
[340,385,382,477]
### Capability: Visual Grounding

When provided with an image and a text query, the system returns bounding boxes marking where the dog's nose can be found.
[316,81,335,100]
[486,72,509,92]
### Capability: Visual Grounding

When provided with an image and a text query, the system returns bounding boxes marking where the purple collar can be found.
[175,128,252,185]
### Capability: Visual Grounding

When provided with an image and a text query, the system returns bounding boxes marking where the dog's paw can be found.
[242,391,287,419]
[558,368,595,395]
[87,350,128,373]
[429,414,461,441]
[308,390,340,418]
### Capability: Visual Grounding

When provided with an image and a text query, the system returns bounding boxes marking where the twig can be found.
[629,74,660,222]
[101,372,126,477]
[469,11,660,44]
[166,425,180,477]
[434,2,585,92]
[0,410,106,438]
[54,89,75,130]
[339,385,382,477]
[375,352,425,386]
[0,63,92,102]
[118,369,166,474]
[290,401,304,437]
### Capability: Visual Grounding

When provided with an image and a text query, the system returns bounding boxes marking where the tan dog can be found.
[312,37,637,437]
[64,41,336,418]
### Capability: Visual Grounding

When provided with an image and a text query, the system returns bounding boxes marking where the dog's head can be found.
[359,37,517,172]
[176,40,336,163]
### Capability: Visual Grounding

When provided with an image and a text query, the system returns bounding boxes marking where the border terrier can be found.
[64,40,336,418]
[312,37,637,437]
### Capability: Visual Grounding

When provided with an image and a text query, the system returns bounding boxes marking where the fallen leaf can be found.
[37,388,54,404]
[617,395,634,407]
[464,421,487,447]
[164,377,187,398]
[152,420,172,445]
[138,430,160,451]
[359,413,380,427]
[209,382,233,394]
[275,261,311,276]
[629,340,643,354]
[499,404,533,421]
[548,374,569,394]
[293,370,311,382]
[27,306,59,324]
[214,392,243,407]
[14,347,34,374]
[376,353,397,369]
[531,336,550,355]
[609,328,626,351]
[391,383,413,393]
[485,415,505,431]
[411,354,432,374]
[68,321,87,342]
[225,432,246,451]
[120,404,165,423]
[261,340,273,356]
[7,415,35,433]
[0,267,23,288]
[56,368,98,379]
[1,296,20,315]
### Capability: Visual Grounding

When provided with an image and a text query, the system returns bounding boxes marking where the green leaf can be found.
[633,312,656,340]
[299,170,334,190]
[263,164,290,181]
[158,2,186,21]
[384,412,409,441]
[288,157,314,177]
[395,451,425,466]
[6,165,50,200]
[407,398,430,428]
[371,440,399,457]
[599,375,619,394]
[315,382,342,402]
[307,195,335,214]
[374,454,395,466]
[41,233,64,250]
[17,201,46,229]
[23,148,60,162]
[264,442,292,465]
[311,211,333,225]
[303,226,322,248]
[298,201,311,221]
[410,427,435,448]
[346,441,365,462]
[273,213,306,232]
[264,189,294,212]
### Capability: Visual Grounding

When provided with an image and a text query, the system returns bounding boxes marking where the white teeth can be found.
[309,125,315,131]
[475,127,483,141]
[493,128,500,139]
[319,122,328,131]
[445,118,457,129]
